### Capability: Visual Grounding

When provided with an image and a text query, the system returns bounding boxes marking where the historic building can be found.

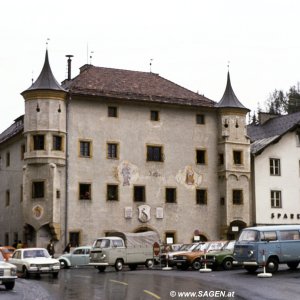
[248,112,300,226]
[0,51,251,252]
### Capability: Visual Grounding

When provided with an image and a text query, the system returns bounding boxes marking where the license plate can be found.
[40,267,49,272]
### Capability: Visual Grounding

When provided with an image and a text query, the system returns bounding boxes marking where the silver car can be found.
[58,246,91,268]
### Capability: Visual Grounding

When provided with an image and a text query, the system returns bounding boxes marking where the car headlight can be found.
[11,268,17,276]
[54,263,60,267]
[181,256,187,260]
[101,254,106,260]
[248,250,254,257]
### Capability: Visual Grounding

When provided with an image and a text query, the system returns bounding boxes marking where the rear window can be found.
[261,231,277,242]
[279,230,300,241]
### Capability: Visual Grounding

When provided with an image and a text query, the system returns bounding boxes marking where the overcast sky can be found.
[1,0,299,132]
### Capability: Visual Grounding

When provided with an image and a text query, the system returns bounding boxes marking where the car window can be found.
[73,249,84,255]
[85,248,90,254]
[112,240,123,248]
[13,251,21,259]
[94,239,111,248]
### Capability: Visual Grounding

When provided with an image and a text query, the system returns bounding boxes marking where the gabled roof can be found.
[216,71,248,110]
[0,116,24,145]
[247,112,300,154]
[22,50,65,93]
[63,65,215,107]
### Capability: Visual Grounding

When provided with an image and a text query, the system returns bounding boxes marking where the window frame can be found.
[107,184,119,201]
[165,187,177,203]
[32,181,45,199]
[233,150,243,165]
[270,158,281,176]
[146,145,164,162]
[232,189,243,205]
[108,106,118,118]
[133,185,146,202]
[79,140,92,158]
[79,183,92,200]
[271,190,282,208]
[196,114,205,125]
[32,134,45,151]
[196,189,207,205]
[150,110,160,121]
[196,149,206,165]
[107,142,119,159]
[53,135,63,151]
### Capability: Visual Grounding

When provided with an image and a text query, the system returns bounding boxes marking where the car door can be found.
[10,250,22,271]
[70,248,86,266]
[83,248,90,265]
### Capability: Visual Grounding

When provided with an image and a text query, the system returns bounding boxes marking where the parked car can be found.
[58,246,91,268]
[9,248,60,278]
[160,243,199,267]
[172,240,228,270]
[0,251,17,290]
[0,246,15,261]
[203,240,236,270]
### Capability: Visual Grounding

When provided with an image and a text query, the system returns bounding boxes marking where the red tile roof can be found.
[64,65,215,107]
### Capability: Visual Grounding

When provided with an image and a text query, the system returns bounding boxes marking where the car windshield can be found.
[0,252,4,261]
[192,243,207,251]
[177,244,191,251]
[2,248,14,253]
[94,239,110,248]
[238,230,259,242]
[221,241,235,250]
[24,249,50,258]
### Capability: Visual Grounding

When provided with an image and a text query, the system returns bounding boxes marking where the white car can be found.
[9,248,60,278]
[0,251,17,290]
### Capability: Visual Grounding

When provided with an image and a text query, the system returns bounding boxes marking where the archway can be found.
[227,220,247,240]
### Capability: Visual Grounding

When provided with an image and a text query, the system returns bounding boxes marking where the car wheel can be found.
[4,281,15,290]
[59,260,69,269]
[97,266,106,272]
[192,259,201,270]
[52,272,59,279]
[145,259,154,269]
[23,266,30,278]
[266,257,279,273]
[115,259,123,271]
[287,262,299,270]
[222,258,233,271]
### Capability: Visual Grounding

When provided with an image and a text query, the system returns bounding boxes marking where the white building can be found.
[0,51,251,251]
[248,112,300,225]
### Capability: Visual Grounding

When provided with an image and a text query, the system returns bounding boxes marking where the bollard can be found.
[162,253,172,271]
[199,250,212,273]
[257,250,272,278]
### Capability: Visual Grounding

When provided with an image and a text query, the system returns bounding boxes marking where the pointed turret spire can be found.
[23,50,65,92]
[216,71,248,110]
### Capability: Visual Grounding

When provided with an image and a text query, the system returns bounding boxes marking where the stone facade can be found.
[0,51,251,252]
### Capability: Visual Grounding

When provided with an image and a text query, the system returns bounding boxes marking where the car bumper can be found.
[89,262,109,266]
[233,261,258,266]
[0,276,18,282]
[28,266,60,274]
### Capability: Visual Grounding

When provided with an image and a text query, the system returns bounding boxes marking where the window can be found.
[196,149,206,164]
[107,143,118,159]
[196,114,205,124]
[232,190,243,205]
[261,231,277,242]
[6,190,10,207]
[69,232,80,247]
[6,152,10,167]
[165,188,176,203]
[233,151,242,165]
[280,230,300,241]
[270,158,281,176]
[147,145,163,162]
[150,110,159,121]
[33,135,45,150]
[5,233,9,246]
[53,135,63,151]
[20,185,23,202]
[196,189,207,205]
[271,190,281,208]
[108,106,118,117]
[218,153,224,165]
[134,186,145,202]
[107,184,118,201]
[165,232,175,244]
[79,141,91,157]
[21,144,26,160]
[32,181,44,198]
[56,190,61,199]
[79,183,91,200]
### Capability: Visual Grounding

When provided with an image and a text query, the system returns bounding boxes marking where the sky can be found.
[1,0,300,132]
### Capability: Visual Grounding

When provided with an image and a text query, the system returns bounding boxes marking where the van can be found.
[233,225,300,273]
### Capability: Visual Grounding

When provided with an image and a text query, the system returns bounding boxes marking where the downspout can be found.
[65,92,71,246]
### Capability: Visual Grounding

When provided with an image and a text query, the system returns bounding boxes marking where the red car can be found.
[0,247,15,261]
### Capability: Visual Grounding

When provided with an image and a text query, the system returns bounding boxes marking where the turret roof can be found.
[23,50,65,93]
[216,71,248,110]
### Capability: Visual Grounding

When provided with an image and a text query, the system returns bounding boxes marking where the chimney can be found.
[65,55,74,80]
